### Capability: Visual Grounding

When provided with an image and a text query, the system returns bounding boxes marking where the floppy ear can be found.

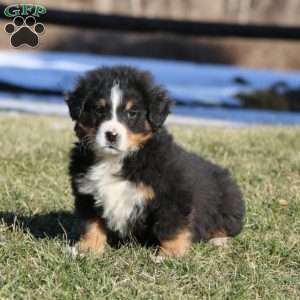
[148,86,171,129]
[65,79,87,121]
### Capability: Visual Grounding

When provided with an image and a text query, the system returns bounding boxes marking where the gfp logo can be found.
[4,4,47,48]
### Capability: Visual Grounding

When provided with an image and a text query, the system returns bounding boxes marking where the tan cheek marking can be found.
[127,130,153,148]
[125,100,134,110]
[160,229,192,257]
[137,183,155,202]
[78,219,107,255]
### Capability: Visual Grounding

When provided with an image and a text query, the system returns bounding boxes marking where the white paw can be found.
[150,254,166,264]
[208,237,231,247]
[66,244,80,258]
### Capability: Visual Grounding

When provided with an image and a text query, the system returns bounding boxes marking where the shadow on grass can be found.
[0,211,78,241]
[0,212,158,249]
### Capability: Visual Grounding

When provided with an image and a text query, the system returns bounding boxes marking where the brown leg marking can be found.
[159,229,192,257]
[137,183,155,202]
[78,219,107,255]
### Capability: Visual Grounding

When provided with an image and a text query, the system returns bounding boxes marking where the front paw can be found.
[208,237,231,247]
[67,240,106,258]
[158,228,192,258]
[150,252,166,264]
[76,219,107,256]
[77,238,106,256]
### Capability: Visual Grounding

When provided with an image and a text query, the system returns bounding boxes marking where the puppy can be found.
[66,66,245,257]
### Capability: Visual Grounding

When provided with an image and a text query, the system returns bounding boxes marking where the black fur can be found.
[67,66,245,249]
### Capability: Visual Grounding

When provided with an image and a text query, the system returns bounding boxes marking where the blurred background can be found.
[1,0,300,126]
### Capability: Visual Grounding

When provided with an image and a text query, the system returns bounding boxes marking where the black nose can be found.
[105,131,118,143]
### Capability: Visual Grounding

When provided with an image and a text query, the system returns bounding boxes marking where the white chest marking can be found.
[78,158,146,236]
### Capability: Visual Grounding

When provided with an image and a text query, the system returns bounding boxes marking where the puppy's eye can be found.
[127,110,138,120]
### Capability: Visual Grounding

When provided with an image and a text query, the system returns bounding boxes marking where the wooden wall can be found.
[11,0,300,25]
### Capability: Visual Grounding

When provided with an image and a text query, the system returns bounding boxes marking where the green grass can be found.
[0,114,299,300]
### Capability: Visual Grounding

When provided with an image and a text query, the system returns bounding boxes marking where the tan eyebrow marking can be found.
[125,100,134,111]
[97,98,107,108]
[145,120,152,131]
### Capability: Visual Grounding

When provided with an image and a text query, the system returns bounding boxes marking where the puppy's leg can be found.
[77,218,107,255]
[159,228,192,258]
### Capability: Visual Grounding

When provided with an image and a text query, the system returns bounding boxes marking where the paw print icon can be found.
[5,16,45,48]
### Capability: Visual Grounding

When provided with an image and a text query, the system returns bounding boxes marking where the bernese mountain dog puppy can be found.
[66,66,245,258]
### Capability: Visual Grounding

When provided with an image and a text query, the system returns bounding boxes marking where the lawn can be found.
[0,114,299,299]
